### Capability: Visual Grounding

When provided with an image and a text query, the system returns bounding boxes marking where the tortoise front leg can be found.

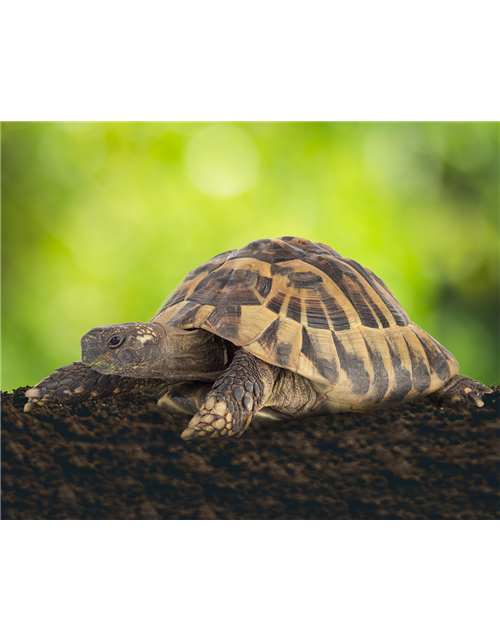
[181,350,277,439]
[24,362,167,412]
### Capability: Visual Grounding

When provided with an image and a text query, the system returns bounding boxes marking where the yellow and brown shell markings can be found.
[153,237,459,412]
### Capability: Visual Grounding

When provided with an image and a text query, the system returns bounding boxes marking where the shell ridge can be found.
[409,325,455,383]
[362,266,409,327]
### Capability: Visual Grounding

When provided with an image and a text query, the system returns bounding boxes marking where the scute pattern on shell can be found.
[153,237,458,411]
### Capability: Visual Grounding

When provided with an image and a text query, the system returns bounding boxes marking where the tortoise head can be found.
[81,322,168,377]
[81,321,228,380]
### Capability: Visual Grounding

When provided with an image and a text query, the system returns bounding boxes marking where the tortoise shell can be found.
[153,237,458,412]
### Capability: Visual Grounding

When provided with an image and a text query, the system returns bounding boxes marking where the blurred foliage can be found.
[1,122,498,392]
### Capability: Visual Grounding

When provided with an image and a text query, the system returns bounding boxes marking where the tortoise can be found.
[24,236,492,439]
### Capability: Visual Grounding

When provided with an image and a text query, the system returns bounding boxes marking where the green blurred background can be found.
[2,122,499,392]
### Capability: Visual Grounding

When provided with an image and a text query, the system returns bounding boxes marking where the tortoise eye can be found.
[108,335,125,349]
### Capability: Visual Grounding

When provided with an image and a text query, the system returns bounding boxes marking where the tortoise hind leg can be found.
[427,374,493,414]
[181,350,277,439]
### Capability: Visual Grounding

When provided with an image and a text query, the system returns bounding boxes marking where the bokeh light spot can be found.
[185,124,260,198]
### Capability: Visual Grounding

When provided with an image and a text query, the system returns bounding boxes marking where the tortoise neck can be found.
[154,324,229,381]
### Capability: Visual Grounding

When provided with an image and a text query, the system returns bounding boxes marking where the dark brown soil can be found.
[2,385,499,519]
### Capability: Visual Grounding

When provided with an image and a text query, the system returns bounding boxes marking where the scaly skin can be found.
[181,350,275,438]
[181,350,319,439]
[24,361,171,412]
[427,374,493,413]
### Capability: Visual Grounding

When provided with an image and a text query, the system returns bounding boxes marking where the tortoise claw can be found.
[24,387,47,411]
[480,385,494,394]
[467,391,484,408]
[25,388,44,399]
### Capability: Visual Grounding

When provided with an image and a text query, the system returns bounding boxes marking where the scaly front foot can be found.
[181,350,275,439]
[24,362,150,412]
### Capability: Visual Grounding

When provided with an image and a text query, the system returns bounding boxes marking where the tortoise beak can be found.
[81,327,111,366]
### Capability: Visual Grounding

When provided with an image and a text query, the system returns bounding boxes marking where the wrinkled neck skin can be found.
[82,322,229,382]
[155,325,229,381]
